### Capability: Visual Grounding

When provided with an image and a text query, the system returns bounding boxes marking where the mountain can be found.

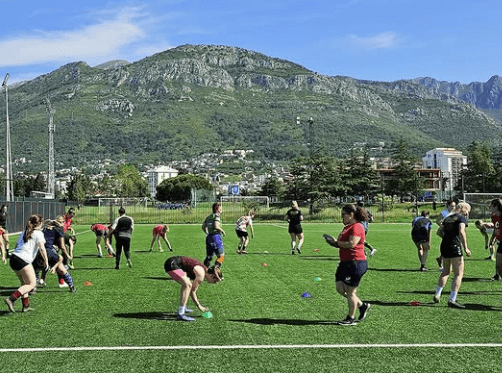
[0,44,500,173]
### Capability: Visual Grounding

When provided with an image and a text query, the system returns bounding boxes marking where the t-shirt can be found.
[153,225,166,237]
[44,227,65,250]
[111,215,134,239]
[12,230,46,264]
[236,216,253,232]
[63,214,73,232]
[287,209,302,226]
[412,217,432,236]
[91,224,108,232]
[441,213,468,250]
[166,256,207,280]
[492,213,502,241]
[337,222,366,261]
[204,213,221,235]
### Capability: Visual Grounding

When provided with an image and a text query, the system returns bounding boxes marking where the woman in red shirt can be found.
[149,224,172,252]
[324,204,370,325]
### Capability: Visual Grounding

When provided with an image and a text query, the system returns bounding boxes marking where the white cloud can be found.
[0,9,146,67]
[345,31,400,49]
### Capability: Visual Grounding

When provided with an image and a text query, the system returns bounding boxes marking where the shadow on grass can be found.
[114,312,188,321]
[462,277,497,283]
[144,276,173,281]
[397,289,500,296]
[369,299,502,311]
[368,267,420,272]
[70,267,117,271]
[299,256,339,261]
[228,318,339,326]
[0,310,14,317]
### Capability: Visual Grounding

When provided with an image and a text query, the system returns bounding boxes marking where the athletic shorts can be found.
[46,247,60,266]
[10,254,30,271]
[236,230,248,238]
[206,233,224,257]
[94,229,106,237]
[497,241,502,255]
[288,224,303,234]
[412,234,429,244]
[335,260,368,287]
[440,245,463,259]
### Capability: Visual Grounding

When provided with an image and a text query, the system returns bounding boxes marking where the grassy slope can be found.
[0,223,501,372]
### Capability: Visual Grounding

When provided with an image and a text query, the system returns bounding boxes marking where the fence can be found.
[1,200,66,233]
[66,200,450,226]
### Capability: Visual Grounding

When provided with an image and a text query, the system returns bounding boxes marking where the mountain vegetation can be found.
[0,44,501,174]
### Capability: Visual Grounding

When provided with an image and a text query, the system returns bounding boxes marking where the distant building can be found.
[148,166,179,198]
[422,148,467,193]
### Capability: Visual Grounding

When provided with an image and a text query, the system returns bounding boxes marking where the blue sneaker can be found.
[177,313,195,322]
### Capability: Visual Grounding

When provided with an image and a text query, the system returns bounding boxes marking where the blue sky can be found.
[0,0,500,85]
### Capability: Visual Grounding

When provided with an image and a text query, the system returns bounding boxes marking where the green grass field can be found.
[0,222,501,372]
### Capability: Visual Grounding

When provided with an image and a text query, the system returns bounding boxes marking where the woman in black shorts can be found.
[286,201,304,254]
[324,204,370,325]
[433,202,471,308]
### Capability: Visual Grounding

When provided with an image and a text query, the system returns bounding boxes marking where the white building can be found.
[423,148,467,193]
[148,166,179,198]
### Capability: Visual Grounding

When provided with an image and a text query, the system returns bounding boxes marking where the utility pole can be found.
[2,73,13,201]
[45,97,56,199]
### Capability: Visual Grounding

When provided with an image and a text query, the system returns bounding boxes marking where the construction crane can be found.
[44,97,55,199]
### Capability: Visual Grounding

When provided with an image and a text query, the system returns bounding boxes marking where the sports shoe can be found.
[59,282,69,288]
[169,248,173,252]
[38,278,46,286]
[108,253,114,258]
[69,286,76,293]
[240,250,248,254]
[485,256,494,260]
[185,308,194,313]
[236,249,241,254]
[296,247,302,254]
[159,248,164,253]
[358,302,370,321]
[115,265,120,270]
[436,256,442,268]
[68,260,74,269]
[127,259,132,268]
[291,250,295,255]
[420,266,428,272]
[22,306,35,313]
[433,295,440,303]
[98,253,103,258]
[448,300,466,309]
[336,316,357,326]
[491,274,501,281]
[5,297,15,313]
[29,287,37,295]
[369,248,377,257]
[177,313,195,322]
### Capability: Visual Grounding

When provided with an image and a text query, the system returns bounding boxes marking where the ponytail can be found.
[24,214,43,242]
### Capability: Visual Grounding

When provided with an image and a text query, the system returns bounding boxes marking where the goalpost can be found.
[463,193,502,219]
[220,195,270,208]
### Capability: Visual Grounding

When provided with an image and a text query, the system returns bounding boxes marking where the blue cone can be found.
[301,292,312,298]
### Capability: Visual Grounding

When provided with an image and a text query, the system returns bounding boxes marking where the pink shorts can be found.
[168,269,186,281]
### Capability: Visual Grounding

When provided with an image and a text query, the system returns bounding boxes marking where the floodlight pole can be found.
[2,73,13,201]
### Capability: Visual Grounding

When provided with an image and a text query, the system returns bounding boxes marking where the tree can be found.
[345,150,379,198]
[464,141,495,193]
[113,164,149,197]
[259,176,284,197]
[389,139,424,201]
[68,172,94,203]
[156,174,213,202]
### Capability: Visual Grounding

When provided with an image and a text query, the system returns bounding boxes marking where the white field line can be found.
[1,343,502,353]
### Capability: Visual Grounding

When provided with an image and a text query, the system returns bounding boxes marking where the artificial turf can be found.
[0,222,501,372]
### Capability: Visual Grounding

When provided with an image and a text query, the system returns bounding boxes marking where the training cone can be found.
[315,277,322,281]
[84,281,92,286]
[301,292,312,298]
[202,311,213,318]
[262,263,268,267]
[411,301,420,306]
[314,248,319,252]
[264,250,269,254]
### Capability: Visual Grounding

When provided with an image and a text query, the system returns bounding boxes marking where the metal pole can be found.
[2,73,13,201]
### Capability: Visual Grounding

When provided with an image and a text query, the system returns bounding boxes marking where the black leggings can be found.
[115,237,131,266]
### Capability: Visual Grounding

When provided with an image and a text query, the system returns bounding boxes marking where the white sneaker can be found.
[59,282,69,288]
